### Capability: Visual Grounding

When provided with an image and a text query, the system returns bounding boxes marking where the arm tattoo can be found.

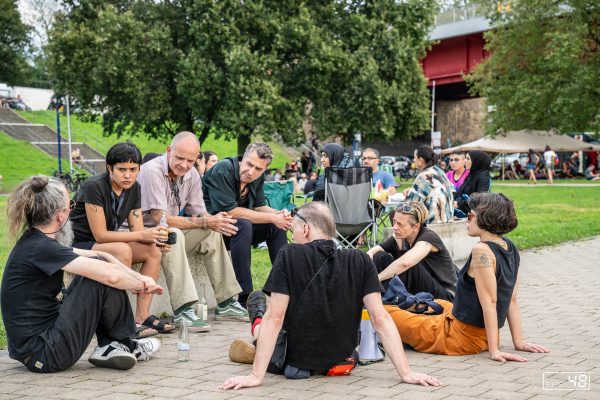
[476,252,493,269]
[186,217,194,224]
[132,210,140,218]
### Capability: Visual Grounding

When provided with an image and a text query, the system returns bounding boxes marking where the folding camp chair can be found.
[264,180,296,212]
[324,167,377,248]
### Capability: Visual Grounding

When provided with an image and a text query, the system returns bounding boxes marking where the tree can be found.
[466,0,600,134]
[47,0,437,152]
[0,0,30,85]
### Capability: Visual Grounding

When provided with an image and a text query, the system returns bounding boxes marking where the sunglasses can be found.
[395,202,415,213]
[449,158,461,162]
[467,211,476,222]
[69,199,76,210]
[291,208,308,225]
[171,182,181,213]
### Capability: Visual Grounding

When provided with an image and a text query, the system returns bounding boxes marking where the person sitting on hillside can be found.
[367,202,456,300]
[385,193,550,361]
[403,145,453,224]
[69,142,171,338]
[454,150,491,217]
[1,176,161,372]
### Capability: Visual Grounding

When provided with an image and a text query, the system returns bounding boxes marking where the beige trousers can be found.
[161,227,242,311]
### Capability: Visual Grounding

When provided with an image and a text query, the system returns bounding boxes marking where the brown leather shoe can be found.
[229,339,256,364]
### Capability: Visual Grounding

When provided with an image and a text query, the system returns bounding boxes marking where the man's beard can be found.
[55,219,75,247]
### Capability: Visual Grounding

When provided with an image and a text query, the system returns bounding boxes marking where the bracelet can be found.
[200,215,208,229]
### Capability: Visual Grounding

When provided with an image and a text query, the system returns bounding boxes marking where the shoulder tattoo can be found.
[90,205,98,212]
[476,252,493,269]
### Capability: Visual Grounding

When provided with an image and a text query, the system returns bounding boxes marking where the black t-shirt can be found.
[303,179,317,194]
[1,229,79,361]
[263,239,383,372]
[70,172,141,242]
[379,227,457,293]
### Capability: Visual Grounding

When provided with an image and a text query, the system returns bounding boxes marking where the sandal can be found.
[141,315,175,334]
[135,324,158,338]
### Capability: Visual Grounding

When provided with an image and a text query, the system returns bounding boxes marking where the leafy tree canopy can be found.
[0,0,31,85]
[467,0,600,134]
[47,0,437,151]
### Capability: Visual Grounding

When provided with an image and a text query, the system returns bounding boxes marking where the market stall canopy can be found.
[442,130,600,154]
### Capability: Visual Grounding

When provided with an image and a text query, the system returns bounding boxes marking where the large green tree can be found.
[47,0,436,152]
[0,0,31,85]
[467,0,600,134]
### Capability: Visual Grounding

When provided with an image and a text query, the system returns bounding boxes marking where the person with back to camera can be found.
[543,145,556,184]
[385,192,550,361]
[221,201,442,389]
[403,145,453,224]
[453,150,492,216]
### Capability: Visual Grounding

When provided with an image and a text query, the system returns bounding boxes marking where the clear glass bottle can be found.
[199,284,208,321]
[177,319,189,362]
[158,210,169,244]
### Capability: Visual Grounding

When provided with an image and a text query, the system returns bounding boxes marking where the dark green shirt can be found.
[202,156,267,214]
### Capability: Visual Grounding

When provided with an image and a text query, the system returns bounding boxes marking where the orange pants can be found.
[385,300,488,355]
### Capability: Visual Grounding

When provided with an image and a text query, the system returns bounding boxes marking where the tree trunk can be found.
[198,124,211,146]
[237,133,251,156]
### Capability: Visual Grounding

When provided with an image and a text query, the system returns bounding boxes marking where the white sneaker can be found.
[133,337,161,361]
[88,341,137,370]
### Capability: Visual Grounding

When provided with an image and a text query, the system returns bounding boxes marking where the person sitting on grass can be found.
[584,164,600,181]
[1,176,161,372]
[385,192,550,361]
[367,201,457,301]
[221,201,441,389]
[69,142,172,338]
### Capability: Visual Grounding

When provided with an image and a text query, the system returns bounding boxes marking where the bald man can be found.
[137,132,249,332]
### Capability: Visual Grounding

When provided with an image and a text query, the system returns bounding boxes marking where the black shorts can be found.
[72,241,95,250]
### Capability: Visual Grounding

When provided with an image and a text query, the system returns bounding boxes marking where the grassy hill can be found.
[17,111,297,170]
[0,131,67,193]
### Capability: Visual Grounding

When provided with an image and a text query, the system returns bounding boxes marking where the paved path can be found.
[2,237,600,399]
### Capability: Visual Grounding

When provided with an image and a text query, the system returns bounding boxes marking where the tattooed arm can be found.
[468,243,505,360]
[148,209,238,237]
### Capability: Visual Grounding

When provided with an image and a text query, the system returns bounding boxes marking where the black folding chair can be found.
[324,167,377,248]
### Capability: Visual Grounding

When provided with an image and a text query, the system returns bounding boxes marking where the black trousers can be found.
[373,252,453,301]
[24,276,136,373]
[224,218,288,297]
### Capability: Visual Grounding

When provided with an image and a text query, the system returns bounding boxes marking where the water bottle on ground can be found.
[177,319,189,362]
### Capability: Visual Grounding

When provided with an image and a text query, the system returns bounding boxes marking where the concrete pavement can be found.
[1,237,599,399]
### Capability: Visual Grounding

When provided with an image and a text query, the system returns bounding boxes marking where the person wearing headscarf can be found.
[454,150,492,215]
[312,143,356,201]
[403,145,453,224]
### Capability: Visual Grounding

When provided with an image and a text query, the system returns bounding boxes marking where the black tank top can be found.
[452,238,520,328]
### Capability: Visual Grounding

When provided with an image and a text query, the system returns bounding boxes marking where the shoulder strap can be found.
[286,252,332,325]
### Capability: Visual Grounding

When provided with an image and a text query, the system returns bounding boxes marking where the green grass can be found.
[0,131,67,193]
[17,110,295,170]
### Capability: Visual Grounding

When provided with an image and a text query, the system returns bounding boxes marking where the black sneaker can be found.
[88,341,137,370]
[246,289,267,323]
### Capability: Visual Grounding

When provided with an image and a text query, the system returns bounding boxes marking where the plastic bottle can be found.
[177,319,189,362]
[158,210,168,244]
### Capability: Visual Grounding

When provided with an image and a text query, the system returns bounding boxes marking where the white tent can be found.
[442,130,600,154]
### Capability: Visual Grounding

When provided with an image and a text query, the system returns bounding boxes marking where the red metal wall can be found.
[422,33,488,86]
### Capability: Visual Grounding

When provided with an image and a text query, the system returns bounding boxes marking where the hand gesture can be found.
[515,341,550,354]
[272,212,293,230]
[139,276,164,295]
[220,374,262,390]
[401,371,443,387]
[490,349,528,362]
[209,212,238,236]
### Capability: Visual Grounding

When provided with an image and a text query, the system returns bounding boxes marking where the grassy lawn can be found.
[17,110,296,171]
